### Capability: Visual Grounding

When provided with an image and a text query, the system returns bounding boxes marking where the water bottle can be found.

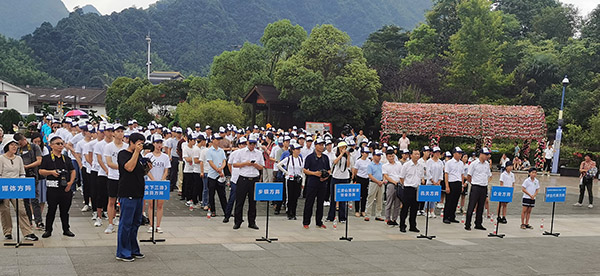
[540,218,544,231]
[333,217,338,230]
[460,214,465,224]
[440,208,444,220]
[349,202,353,210]
[207,208,212,219]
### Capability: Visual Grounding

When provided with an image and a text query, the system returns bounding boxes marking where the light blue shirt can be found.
[206,146,226,179]
[367,161,383,181]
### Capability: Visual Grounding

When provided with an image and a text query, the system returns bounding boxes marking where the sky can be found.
[62,0,599,16]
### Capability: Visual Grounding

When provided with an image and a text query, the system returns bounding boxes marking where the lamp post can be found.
[146,34,152,80]
[551,75,569,174]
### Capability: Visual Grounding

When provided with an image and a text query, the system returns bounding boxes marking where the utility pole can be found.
[146,34,152,80]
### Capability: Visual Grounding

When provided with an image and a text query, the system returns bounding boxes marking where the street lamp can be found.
[146,34,152,80]
[551,75,569,174]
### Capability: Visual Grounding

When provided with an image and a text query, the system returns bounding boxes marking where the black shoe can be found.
[63,230,75,237]
[248,224,259,230]
[292,216,297,220]
[222,217,229,223]
[132,253,145,259]
[464,225,471,231]
[449,219,460,223]
[4,234,12,240]
[501,217,507,224]
[274,211,280,215]
[400,227,406,233]
[287,216,294,220]
[391,221,398,226]
[24,233,39,241]
[474,225,487,231]
[387,221,395,226]
[409,228,420,233]
[36,222,45,230]
[443,219,451,224]
[42,231,52,238]
[233,224,241,230]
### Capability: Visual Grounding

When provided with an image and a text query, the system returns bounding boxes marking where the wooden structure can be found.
[243,85,296,127]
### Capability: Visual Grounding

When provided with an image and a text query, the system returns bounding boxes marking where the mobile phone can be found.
[251,160,256,163]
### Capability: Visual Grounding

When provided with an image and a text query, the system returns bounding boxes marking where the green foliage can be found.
[0,35,62,87]
[275,24,381,129]
[403,24,439,66]
[176,98,244,129]
[582,5,600,42]
[0,109,23,133]
[531,5,580,43]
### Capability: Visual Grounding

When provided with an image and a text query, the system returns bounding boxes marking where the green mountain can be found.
[0,0,68,39]
[20,0,432,87]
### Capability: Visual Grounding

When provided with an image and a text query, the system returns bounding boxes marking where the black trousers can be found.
[274,175,287,212]
[208,177,227,215]
[443,181,462,221]
[286,178,302,217]
[354,176,369,213]
[234,176,258,226]
[544,158,552,172]
[183,173,194,201]
[82,168,92,206]
[465,185,487,227]
[400,187,418,229]
[45,188,73,233]
[89,170,98,209]
[302,180,327,226]
[169,157,179,191]
[191,173,203,205]
[95,175,108,210]
[579,177,594,204]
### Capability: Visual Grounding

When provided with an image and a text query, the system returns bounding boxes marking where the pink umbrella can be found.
[64,109,87,117]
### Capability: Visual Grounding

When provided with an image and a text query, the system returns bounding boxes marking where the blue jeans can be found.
[225,181,236,219]
[116,197,143,258]
[202,173,209,207]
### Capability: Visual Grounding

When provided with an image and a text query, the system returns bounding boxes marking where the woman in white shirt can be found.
[145,136,171,233]
[521,168,539,229]
[277,143,303,220]
[351,147,371,217]
[497,161,515,224]
[326,142,351,222]
[499,154,509,172]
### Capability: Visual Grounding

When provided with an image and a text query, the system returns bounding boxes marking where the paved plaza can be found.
[1,173,599,275]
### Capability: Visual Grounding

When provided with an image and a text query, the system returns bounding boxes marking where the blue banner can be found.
[545,187,566,203]
[334,184,361,202]
[144,181,170,200]
[417,185,441,202]
[255,182,283,201]
[0,178,35,199]
[490,186,514,203]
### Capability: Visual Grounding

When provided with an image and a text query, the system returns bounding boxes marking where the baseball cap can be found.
[213,134,222,140]
[152,134,164,142]
[374,149,383,156]
[291,143,302,150]
[114,124,126,131]
[78,120,87,127]
[238,137,248,144]
[360,139,369,145]
[423,146,431,152]
[445,151,452,157]
[315,138,325,145]
[283,136,291,141]
[105,124,114,131]
[480,147,491,155]
[362,147,371,153]
[338,141,347,147]
[402,149,410,154]
[325,139,333,145]
[86,125,95,133]
[432,146,441,153]
[219,126,226,133]
[453,147,463,153]
[205,125,211,130]
[196,134,206,141]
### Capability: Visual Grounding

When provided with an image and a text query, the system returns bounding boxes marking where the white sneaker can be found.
[436,203,444,209]
[185,200,193,207]
[147,227,153,233]
[156,227,163,233]
[324,201,330,207]
[428,213,436,218]
[94,218,102,227]
[81,205,91,212]
[104,224,114,234]
[588,204,593,209]
[193,204,203,209]
[113,218,119,226]
[91,211,98,220]
[573,202,583,207]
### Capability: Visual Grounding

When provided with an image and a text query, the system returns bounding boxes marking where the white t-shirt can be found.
[200,146,210,174]
[522,177,539,199]
[104,141,128,180]
[68,132,83,160]
[332,154,351,180]
[75,139,90,169]
[544,148,554,159]
[83,139,97,171]
[182,145,196,173]
[398,137,410,150]
[93,140,108,176]
[145,152,171,180]
[278,155,304,177]
[468,159,492,186]
[426,158,444,184]
[229,148,243,183]
[499,171,515,187]
[354,158,370,178]
[444,158,464,182]
[192,146,203,173]
[382,161,403,183]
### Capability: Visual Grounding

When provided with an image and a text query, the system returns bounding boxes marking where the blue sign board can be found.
[144,181,170,200]
[545,187,566,203]
[490,186,514,203]
[417,185,441,202]
[255,182,283,201]
[0,178,35,199]
[334,184,361,202]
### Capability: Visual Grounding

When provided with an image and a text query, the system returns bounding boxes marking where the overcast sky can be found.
[62,0,599,16]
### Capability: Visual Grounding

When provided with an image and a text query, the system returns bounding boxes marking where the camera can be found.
[320,169,330,179]
[342,124,353,137]
[140,157,151,167]
[143,142,154,151]
[57,169,68,187]
[348,147,354,153]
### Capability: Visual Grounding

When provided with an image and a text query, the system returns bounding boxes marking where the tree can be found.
[425,0,462,51]
[531,4,580,43]
[0,109,23,133]
[260,19,307,78]
[363,25,410,70]
[105,77,149,119]
[582,4,600,42]
[497,0,561,35]
[275,24,381,129]
[403,23,440,66]
[176,98,244,129]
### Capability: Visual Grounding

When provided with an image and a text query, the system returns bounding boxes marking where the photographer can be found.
[39,136,76,238]
[302,138,331,229]
[116,133,147,262]
[277,143,303,220]
[14,133,43,229]
[326,141,351,223]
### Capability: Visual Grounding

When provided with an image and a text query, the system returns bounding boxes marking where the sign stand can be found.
[543,187,565,237]
[340,202,353,241]
[256,200,277,243]
[255,183,283,243]
[416,185,441,240]
[542,202,560,237]
[4,199,33,248]
[488,202,505,238]
[140,199,166,244]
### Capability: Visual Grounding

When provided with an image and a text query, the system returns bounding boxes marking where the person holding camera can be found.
[116,132,147,262]
[277,143,303,220]
[14,133,43,229]
[326,141,351,223]
[232,137,264,230]
[39,136,76,238]
[302,138,331,229]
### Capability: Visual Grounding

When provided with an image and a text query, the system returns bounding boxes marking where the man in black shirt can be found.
[115,133,146,262]
[39,136,76,238]
[302,138,331,229]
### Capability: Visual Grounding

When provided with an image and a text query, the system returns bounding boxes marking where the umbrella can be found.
[64,109,87,117]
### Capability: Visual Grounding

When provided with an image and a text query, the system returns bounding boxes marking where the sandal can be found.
[520,224,526,229]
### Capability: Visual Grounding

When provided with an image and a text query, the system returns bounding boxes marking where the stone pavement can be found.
[1,173,599,275]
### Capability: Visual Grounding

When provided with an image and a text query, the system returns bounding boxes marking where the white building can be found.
[0,79,33,114]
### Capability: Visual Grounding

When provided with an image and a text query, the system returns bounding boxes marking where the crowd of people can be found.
[0,116,597,261]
